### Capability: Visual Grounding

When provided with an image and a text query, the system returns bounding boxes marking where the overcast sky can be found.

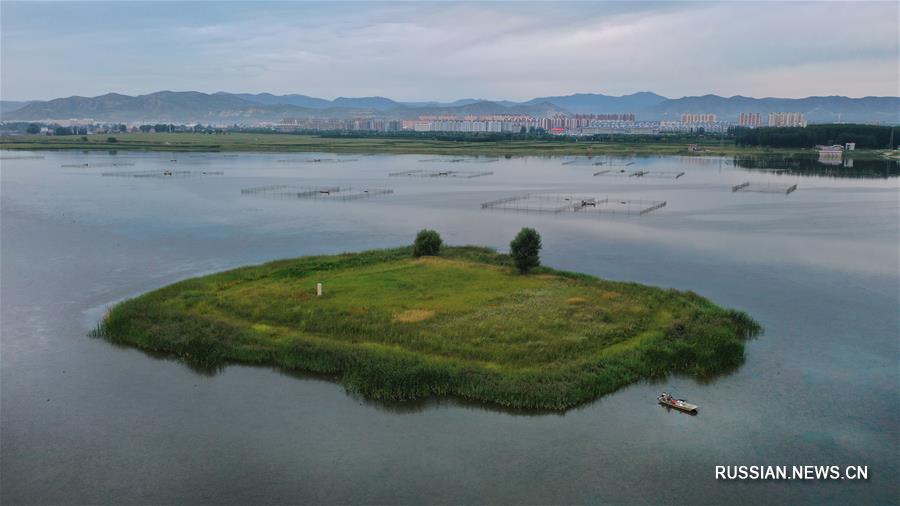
[1,1,898,101]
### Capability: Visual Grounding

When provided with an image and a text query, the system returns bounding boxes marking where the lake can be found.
[2,150,897,504]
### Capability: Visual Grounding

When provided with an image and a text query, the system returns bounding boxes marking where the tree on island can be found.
[413,229,442,257]
[510,228,542,274]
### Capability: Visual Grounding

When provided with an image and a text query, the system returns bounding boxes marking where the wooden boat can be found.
[657,393,698,414]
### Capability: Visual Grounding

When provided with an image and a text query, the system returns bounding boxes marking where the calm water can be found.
[2,150,898,504]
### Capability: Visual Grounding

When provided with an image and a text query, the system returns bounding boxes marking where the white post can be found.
[316,282,323,297]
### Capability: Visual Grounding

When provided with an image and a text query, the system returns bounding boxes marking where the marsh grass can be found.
[98,246,761,410]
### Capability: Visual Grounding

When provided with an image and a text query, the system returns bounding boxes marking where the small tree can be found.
[510,228,541,274]
[412,229,442,257]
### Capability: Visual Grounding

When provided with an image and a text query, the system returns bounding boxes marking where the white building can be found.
[681,113,716,123]
[768,112,807,128]
[738,112,762,128]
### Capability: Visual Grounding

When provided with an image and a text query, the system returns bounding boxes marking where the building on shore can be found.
[681,113,717,124]
[660,120,727,134]
[275,111,731,136]
[399,114,640,134]
[276,118,402,132]
[738,112,762,128]
[768,112,807,128]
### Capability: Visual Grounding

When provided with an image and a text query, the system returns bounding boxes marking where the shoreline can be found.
[2,132,893,159]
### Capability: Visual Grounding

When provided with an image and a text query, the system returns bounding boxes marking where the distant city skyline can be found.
[1,1,898,101]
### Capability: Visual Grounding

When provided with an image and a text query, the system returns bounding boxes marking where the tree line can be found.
[731,124,895,149]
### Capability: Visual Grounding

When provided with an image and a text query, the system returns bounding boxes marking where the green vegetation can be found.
[733,124,896,149]
[412,229,442,257]
[2,131,890,158]
[95,246,760,410]
[510,227,542,274]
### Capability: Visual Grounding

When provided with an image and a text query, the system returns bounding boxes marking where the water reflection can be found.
[277,364,566,416]
[89,331,225,376]
[733,155,900,179]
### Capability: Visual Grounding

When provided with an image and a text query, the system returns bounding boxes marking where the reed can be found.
[97,246,760,410]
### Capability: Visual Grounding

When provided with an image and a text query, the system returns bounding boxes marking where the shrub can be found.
[412,229,442,257]
[107,137,118,143]
[510,228,541,274]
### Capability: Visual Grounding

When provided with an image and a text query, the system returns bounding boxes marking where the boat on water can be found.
[658,392,698,414]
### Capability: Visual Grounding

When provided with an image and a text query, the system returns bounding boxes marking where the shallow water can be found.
[2,150,898,504]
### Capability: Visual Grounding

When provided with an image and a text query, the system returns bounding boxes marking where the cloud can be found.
[1,1,897,100]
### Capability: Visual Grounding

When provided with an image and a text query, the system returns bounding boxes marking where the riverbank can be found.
[95,246,760,410]
[2,132,890,158]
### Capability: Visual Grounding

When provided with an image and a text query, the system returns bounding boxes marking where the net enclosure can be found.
[241,185,394,201]
[389,169,493,178]
[419,157,499,163]
[100,170,223,178]
[481,193,667,216]
[63,162,135,168]
[732,181,798,194]
[593,169,685,179]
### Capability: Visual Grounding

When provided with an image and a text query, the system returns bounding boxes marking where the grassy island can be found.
[97,246,760,410]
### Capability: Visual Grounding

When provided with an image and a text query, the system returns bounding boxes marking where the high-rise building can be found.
[681,113,716,123]
[768,112,807,128]
[738,112,762,128]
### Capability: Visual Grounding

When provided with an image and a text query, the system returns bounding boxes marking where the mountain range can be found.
[2,91,897,125]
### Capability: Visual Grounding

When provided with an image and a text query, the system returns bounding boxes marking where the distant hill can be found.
[3,91,368,123]
[227,93,403,110]
[224,92,333,109]
[643,95,900,124]
[332,96,402,111]
[4,90,898,124]
[525,92,668,114]
[3,92,569,122]
[400,98,482,108]
[6,91,279,123]
[0,100,34,118]
[393,100,570,119]
[221,93,405,111]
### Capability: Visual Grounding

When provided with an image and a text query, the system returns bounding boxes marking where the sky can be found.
[1,1,898,101]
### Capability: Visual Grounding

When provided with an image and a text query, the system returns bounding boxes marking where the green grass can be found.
[4,131,888,158]
[96,246,761,410]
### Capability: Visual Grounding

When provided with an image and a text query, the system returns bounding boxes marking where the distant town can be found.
[275,111,808,136]
[8,111,812,137]
[2,90,897,139]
